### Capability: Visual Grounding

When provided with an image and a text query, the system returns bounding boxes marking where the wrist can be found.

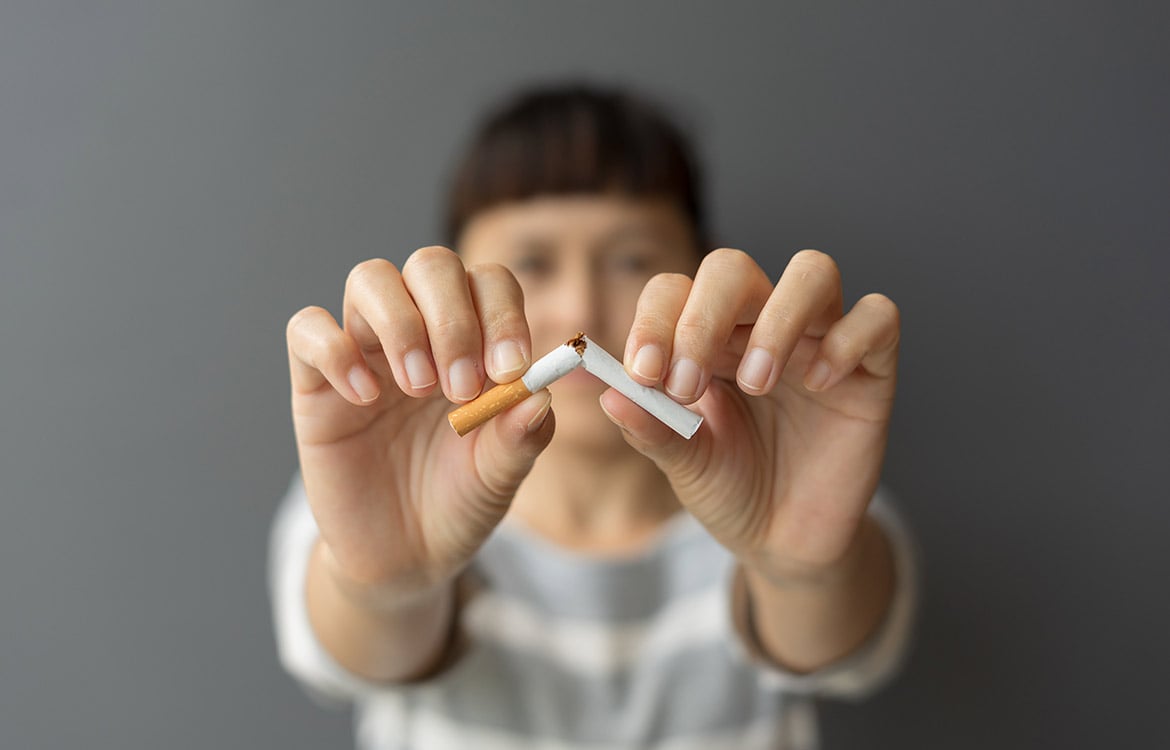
[313,538,454,617]
[736,516,896,673]
[740,517,876,592]
[306,539,460,683]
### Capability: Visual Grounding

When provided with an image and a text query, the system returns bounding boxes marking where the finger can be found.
[466,263,531,383]
[736,249,843,395]
[468,390,556,506]
[623,273,692,386]
[664,248,773,403]
[401,246,484,403]
[802,293,901,392]
[343,258,438,397]
[287,305,381,405]
[598,387,703,484]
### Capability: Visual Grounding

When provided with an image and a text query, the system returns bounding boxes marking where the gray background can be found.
[2,1,1167,748]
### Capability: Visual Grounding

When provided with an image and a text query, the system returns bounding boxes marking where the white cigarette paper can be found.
[580,336,703,439]
[520,343,583,391]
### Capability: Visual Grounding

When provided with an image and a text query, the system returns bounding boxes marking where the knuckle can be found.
[373,308,424,343]
[633,274,692,331]
[320,332,352,363]
[286,305,325,340]
[431,312,478,339]
[825,329,861,359]
[858,293,901,350]
[631,307,677,336]
[467,263,524,312]
[479,306,521,336]
[759,304,800,331]
[789,249,839,279]
[403,245,459,276]
[645,271,693,295]
[700,247,757,276]
[674,316,716,349]
[466,261,514,283]
[345,258,396,293]
[859,292,900,322]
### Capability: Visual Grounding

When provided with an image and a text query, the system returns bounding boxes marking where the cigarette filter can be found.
[447,342,583,436]
[579,336,703,439]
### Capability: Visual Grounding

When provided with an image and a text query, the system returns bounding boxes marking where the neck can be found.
[509,435,680,554]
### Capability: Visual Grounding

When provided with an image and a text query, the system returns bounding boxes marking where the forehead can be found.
[459,194,693,248]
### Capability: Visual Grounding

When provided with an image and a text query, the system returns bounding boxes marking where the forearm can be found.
[742,515,895,673]
[305,538,455,683]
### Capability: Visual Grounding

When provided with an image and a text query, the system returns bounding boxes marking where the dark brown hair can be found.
[444,83,706,247]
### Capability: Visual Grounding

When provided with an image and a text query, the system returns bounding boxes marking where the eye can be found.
[617,255,647,271]
[608,251,653,275]
[511,254,553,276]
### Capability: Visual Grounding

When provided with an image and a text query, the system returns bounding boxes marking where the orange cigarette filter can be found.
[448,380,538,436]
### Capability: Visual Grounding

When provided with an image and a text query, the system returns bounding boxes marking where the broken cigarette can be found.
[447,336,585,436]
[579,335,703,439]
[447,333,703,439]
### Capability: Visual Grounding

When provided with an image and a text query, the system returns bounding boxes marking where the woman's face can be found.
[459,194,700,451]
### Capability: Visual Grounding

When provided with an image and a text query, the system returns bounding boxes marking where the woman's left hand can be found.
[602,248,900,582]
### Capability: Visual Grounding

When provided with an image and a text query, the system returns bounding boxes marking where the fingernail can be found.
[449,357,480,402]
[404,350,436,391]
[665,358,701,401]
[631,344,665,382]
[804,360,832,391]
[737,347,775,393]
[491,340,527,381]
[347,366,380,403]
[524,391,553,432]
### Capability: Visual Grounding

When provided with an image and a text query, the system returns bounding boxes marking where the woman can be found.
[271,83,916,749]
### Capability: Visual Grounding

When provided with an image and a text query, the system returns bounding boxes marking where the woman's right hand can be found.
[286,246,555,606]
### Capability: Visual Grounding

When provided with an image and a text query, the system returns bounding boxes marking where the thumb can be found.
[468,389,556,504]
[597,388,711,493]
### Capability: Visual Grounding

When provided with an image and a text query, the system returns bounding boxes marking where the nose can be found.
[549,261,602,334]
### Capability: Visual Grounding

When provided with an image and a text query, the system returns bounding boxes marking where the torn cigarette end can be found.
[567,331,586,356]
[447,379,534,436]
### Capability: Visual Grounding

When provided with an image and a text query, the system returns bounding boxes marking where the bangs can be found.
[445,85,704,246]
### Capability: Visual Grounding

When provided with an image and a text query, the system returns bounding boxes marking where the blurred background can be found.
[2,1,1168,748]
